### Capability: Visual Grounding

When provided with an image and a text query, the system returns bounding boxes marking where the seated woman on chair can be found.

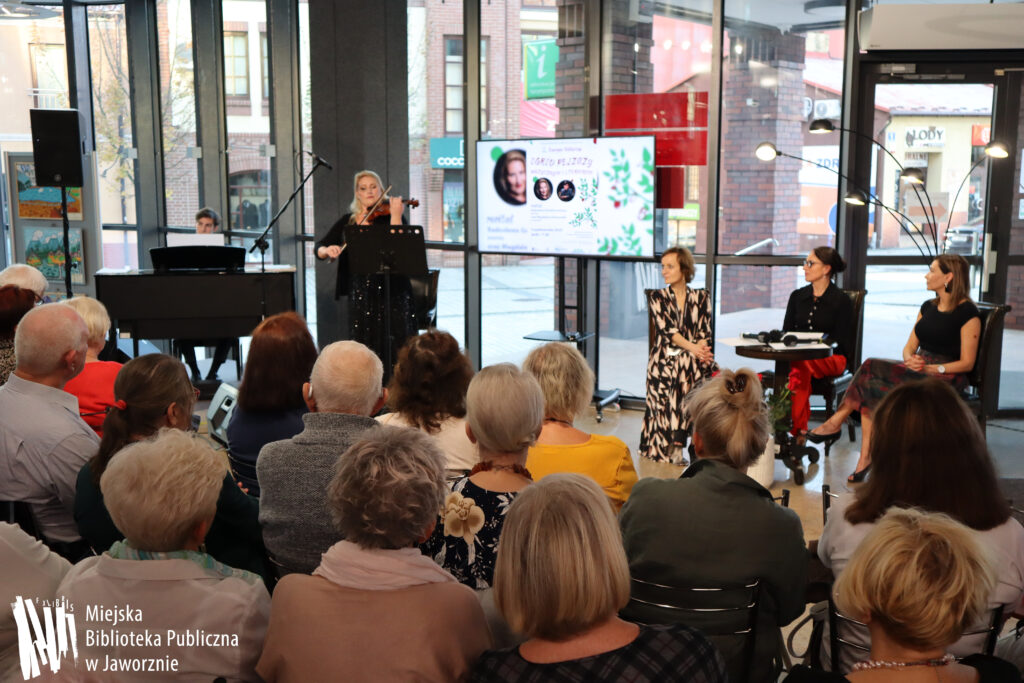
[523,342,637,512]
[788,508,1020,682]
[808,253,980,482]
[783,247,853,442]
[620,368,807,683]
[471,474,727,682]
[227,312,318,496]
[816,378,1024,673]
[75,354,267,579]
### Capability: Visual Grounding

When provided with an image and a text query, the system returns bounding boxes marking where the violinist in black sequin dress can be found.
[315,170,417,373]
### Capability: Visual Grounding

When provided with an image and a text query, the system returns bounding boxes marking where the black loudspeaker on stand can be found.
[30,109,85,299]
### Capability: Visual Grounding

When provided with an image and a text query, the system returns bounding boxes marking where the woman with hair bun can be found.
[621,368,807,683]
[783,246,853,441]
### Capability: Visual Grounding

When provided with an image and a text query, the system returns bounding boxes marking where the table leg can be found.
[772,360,807,485]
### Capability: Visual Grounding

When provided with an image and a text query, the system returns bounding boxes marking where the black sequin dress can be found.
[316,213,417,371]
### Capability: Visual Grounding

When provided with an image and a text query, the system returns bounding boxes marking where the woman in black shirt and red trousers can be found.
[784,246,854,454]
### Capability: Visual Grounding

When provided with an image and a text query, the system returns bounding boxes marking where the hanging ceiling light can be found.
[984,141,1009,159]
[843,190,868,206]
[808,119,836,135]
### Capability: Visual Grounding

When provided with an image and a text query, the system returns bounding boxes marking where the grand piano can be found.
[95,268,296,357]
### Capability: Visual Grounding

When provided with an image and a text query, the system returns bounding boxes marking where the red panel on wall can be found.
[605,92,709,167]
[656,167,687,209]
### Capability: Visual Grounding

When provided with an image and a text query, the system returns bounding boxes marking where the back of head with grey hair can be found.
[0,264,47,298]
[686,367,769,470]
[466,363,545,455]
[326,425,447,549]
[100,428,227,552]
[14,304,88,376]
[310,340,383,414]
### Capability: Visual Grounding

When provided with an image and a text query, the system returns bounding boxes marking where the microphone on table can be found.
[742,330,824,346]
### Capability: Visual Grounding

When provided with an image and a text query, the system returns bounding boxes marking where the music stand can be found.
[345,225,428,372]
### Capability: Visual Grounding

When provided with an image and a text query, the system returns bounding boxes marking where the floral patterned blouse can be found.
[420,476,520,590]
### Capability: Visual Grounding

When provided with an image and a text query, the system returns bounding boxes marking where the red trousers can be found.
[788,355,847,435]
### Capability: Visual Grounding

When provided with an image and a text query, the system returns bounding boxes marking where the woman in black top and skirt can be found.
[783,247,853,442]
[808,253,981,482]
[315,170,417,373]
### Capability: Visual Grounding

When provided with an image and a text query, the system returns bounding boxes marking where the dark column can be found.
[719,29,806,313]
[309,0,410,347]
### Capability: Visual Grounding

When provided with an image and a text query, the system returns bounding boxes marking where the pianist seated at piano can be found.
[226,312,318,497]
[177,207,236,382]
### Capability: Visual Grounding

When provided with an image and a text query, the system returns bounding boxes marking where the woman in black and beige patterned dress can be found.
[640,247,716,465]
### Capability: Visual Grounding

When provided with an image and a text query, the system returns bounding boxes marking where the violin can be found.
[362,185,419,222]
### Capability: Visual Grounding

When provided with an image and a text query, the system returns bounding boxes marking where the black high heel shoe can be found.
[806,428,841,447]
[847,464,871,483]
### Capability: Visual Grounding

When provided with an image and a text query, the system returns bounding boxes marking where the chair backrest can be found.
[645,288,658,353]
[626,577,761,683]
[1,499,43,541]
[409,269,441,330]
[842,289,867,370]
[821,483,839,524]
[969,302,1011,393]
[828,597,1004,672]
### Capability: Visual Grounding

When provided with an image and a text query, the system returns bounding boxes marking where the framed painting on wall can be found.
[22,226,86,285]
[14,161,84,221]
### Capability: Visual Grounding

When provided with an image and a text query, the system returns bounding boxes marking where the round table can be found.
[735,343,835,485]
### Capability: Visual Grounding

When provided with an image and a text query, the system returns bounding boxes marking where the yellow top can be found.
[526,433,638,512]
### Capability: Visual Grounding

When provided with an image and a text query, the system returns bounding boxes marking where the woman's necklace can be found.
[470,461,533,480]
[851,653,956,672]
[544,418,573,427]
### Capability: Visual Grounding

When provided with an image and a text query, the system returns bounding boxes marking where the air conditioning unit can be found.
[859,4,1024,51]
[813,99,841,120]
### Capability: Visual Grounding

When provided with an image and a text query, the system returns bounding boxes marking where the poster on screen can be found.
[476,136,655,257]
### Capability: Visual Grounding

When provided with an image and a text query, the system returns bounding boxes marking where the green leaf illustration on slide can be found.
[491,146,505,161]
[569,177,599,229]
[598,223,642,256]
[603,147,654,218]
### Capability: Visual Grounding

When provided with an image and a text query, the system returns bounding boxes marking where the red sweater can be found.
[64,360,122,437]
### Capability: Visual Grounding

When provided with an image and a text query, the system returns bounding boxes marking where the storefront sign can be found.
[524,40,557,100]
[905,126,945,149]
[429,138,465,169]
[971,124,991,147]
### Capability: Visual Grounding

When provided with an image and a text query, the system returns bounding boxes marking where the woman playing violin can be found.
[315,170,418,375]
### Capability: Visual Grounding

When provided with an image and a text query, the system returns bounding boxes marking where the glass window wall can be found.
[88,4,136,228]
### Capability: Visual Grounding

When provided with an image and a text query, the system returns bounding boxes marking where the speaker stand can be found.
[60,183,73,299]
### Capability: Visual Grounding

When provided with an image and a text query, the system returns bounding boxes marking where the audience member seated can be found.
[817,378,1024,672]
[0,304,98,555]
[257,340,384,574]
[471,473,727,682]
[0,522,72,680]
[74,353,267,578]
[0,284,35,385]
[376,330,477,473]
[0,263,47,301]
[61,296,121,437]
[619,368,807,683]
[58,429,270,681]
[787,508,1021,683]
[258,426,491,682]
[523,342,637,512]
[421,363,544,589]
[227,312,318,496]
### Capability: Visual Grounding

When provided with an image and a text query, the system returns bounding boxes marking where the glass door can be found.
[850,62,1023,414]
